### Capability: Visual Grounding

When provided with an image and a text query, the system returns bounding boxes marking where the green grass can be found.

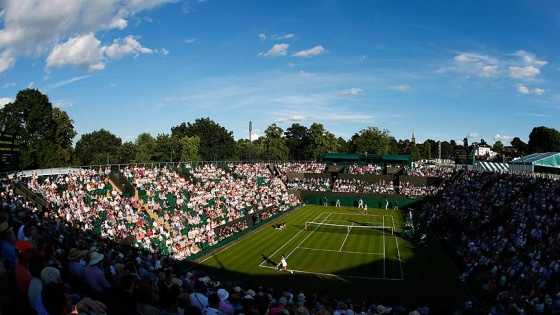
[183,205,472,310]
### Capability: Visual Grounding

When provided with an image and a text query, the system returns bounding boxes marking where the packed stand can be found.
[332,179,395,194]
[285,178,331,192]
[402,166,454,179]
[347,163,383,175]
[398,182,441,196]
[422,170,560,314]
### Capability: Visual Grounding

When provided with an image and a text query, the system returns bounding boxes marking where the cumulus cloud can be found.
[46,33,153,72]
[274,115,306,123]
[298,70,314,77]
[293,45,325,58]
[0,0,176,74]
[0,97,13,109]
[517,85,530,94]
[467,132,480,138]
[258,33,266,40]
[494,134,514,143]
[509,65,540,79]
[341,87,363,95]
[451,52,499,78]
[517,85,545,95]
[260,43,289,58]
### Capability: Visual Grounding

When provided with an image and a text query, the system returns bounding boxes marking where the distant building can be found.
[476,144,497,158]
[411,128,416,144]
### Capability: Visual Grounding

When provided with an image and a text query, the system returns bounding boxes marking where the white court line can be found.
[259,211,332,268]
[339,222,354,252]
[299,246,384,255]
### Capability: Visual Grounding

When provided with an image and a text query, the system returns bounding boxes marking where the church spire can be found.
[412,128,416,144]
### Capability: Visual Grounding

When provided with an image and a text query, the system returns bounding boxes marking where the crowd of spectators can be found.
[276,163,326,175]
[347,164,383,175]
[398,182,441,196]
[332,179,394,195]
[421,170,560,314]
[285,178,331,192]
[402,166,454,179]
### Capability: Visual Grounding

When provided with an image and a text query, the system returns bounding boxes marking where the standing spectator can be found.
[15,239,34,295]
[0,222,17,276]
[67,248,86,279]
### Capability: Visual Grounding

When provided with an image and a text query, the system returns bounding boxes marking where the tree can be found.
[308,123,334,160]
[262,124,288,161]
[284,123,310,160]
[74,129,122,166]
[179,136,202,162]
[492,140,504,154]
[350,126,392,155]
[118,141,138,164]
[171,118,235,161]
[135,133,156,163]
[0,89,76,169]
[511,137,528,156]
[528,126,560,153]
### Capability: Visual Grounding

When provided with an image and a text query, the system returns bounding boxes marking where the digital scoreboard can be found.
[0,132,20,173]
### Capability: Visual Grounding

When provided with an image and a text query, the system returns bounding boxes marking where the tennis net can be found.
[304,221,394,236]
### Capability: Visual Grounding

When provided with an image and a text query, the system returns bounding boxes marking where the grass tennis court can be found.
[183,205,472,310]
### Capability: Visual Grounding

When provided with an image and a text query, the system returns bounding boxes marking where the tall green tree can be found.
[118,141,138,164]
[74,129,122,165]
[511,137,528,156]
[179,136,202,162]
[0,89,76,169]
[350,126,392,155]
[308,123,333,160]
[284,123,310,160]
[135,133,156,163]
[171,118,235,161]
[528,126,560,153]
[262,124,288,161]
[492,140,504,154]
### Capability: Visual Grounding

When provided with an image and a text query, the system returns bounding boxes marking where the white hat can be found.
[217,288,229,301]
[89,252,104,266]
[377,305,385,314]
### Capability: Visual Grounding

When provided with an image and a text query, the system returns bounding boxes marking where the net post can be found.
[304,222,308,230]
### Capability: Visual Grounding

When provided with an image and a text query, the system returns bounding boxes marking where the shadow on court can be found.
[261,254,277,267]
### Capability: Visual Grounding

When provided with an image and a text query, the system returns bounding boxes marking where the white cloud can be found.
[341,87,363,95]
[27,81,34,88]
[509,65,540,79]
[46,33,153,72]
[388,85,410,91]
[467,132,480,138]
[517,85,530,94]
[282,33,295,40]
[0,97,13,108]
[298,70,314,77]
[260,43,289,58]
[517,85,545,95]
[274,115,306,123]
[0,0,177,74]
[46,33,105,71]
[258,33,266,40]
[185,38,197,44]
[2,82,16,89]
[494,134,514,143]
[293,45,325,58]
[44,75,91,91]
[513,50,547,67]
[451,52,499,78]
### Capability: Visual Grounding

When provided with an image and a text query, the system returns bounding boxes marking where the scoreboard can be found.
[0,132,20,173]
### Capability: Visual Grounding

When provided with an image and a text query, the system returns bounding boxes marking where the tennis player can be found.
[279,254,293,274]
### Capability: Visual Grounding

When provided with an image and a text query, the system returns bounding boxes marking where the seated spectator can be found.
[84,251,111,293]
[41,282,107,315]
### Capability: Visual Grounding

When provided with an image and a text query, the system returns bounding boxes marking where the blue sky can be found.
[0,0,558,146]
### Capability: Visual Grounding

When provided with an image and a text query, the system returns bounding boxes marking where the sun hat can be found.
[88,252,104,266]
[297,306,308,315]
[377,305,386,314]
[217,288,229,301]
[233,286,242,293]
[298,293,305,300]
[15,240,34,252]
[247,289,256,297]
[171,278,183,287]
[279,297,288,305]
[67,248,82,261]
[114,263,125,271]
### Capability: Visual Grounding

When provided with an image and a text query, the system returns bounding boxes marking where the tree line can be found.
[0,89,558,170]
